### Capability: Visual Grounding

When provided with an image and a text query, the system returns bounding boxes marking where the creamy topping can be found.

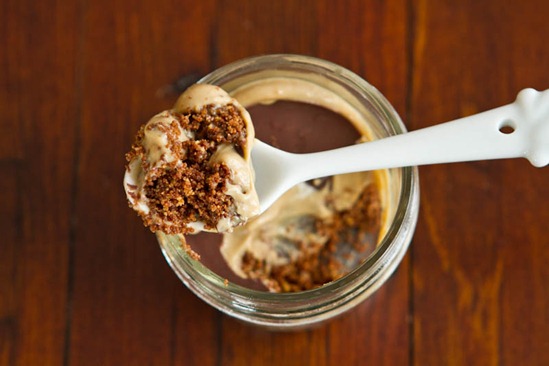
[210,144,258,219]
[124,110,191,226]
[124,84,260,234]
[174,84,255,160]
[221,172,375,278]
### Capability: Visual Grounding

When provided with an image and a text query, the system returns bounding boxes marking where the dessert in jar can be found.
[127,54,419,328]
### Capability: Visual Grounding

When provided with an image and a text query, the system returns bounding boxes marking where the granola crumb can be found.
[240,183,381,292]
[125,104,247,234]
[177,234,201,261]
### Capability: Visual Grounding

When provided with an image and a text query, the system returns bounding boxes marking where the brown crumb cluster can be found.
[126,104,247,234]
[241,183,381,292]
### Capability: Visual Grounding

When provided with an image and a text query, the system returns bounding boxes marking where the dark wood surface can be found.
[1,0,548,365]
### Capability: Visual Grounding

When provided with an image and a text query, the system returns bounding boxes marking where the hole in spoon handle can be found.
[498,120,516,135]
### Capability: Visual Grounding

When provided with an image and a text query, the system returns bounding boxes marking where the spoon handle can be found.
[295,88,549,180]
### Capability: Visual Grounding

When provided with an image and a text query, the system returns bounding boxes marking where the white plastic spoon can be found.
[251,88,549,213]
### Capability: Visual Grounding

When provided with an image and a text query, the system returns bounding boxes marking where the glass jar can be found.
[157,54,420,329]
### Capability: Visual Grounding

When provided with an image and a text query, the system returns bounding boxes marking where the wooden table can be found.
[2,1,548,365]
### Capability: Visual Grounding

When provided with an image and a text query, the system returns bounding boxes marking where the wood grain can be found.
[410,0,549,365]
[1,0,548,365]
[0,0,80,364]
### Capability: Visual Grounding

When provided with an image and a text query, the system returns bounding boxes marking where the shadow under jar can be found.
[157,54,420,329]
